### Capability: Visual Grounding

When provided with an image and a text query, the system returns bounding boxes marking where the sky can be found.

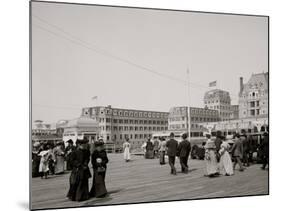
[31,1,268,124]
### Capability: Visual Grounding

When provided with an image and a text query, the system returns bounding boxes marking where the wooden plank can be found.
[31,154,269,210]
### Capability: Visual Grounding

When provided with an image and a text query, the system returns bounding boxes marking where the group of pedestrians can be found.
[32,141,69,179]
[67,138,109,201]
[155,131,269,178]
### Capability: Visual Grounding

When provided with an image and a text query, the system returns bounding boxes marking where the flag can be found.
[209,81,217,87]
[92,96,98,100]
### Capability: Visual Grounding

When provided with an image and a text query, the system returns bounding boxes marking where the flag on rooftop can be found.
[92,96,98,100]
[209,81,217,87]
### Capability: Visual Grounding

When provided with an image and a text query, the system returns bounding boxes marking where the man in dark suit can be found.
[214,131,223,153]
[177,133,191,173]
[260,132,269,170]
[166,132,178,175]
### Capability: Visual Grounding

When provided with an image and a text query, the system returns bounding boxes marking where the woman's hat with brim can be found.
[33,142,40,148]
[66,139,73,144]
[94,140,104,147]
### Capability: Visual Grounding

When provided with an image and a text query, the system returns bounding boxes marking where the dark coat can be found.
[177,139,191,158]
[242,136,250,153]
[146,140,154,151]
[67,148,91,201]
[90,149,109,198]
[260,135,269,157]
[231,139,243,158]
[214,138,222,152]
[166,139,178,157]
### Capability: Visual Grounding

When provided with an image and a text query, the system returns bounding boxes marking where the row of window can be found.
[169,117,219,122]
[169,123,204,130]
[171,108,218,115]
[99,118,168,125]
[205,100,230,105]
[208,105,232,110]
[100,126,168,132]
[113,133,150,140]
[98,108,168,119]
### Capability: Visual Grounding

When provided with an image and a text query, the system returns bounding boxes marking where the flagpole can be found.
[186,68,191,143]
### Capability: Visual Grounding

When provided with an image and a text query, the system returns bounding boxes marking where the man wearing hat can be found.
[177,133,191,173]
[65,139,76,171]
[166,132,178,175]
[260,132,269,170]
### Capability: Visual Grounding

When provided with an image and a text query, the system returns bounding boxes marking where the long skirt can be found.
[159,151,165,164]
[145,150,154,159]
[67,168,90,201]
[205,150,219,175]
[90,169,107,198]
[32,155,41,177]
[55,156,65,174]
[123,148,131,161]
[219,151,234,175]
[39,160,49,173]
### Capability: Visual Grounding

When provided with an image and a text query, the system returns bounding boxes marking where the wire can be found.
[32,15,241,101]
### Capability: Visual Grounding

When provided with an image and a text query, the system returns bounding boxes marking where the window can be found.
[120,134,122,139]
[135,134,138,139]
[119,119,123,124]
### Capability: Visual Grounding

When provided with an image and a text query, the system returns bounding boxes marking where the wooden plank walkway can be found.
[31,154,269,210]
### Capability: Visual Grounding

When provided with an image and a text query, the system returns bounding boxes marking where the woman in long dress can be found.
[54,142,65,174]
[89,140,109,198]
[67,139,91,201]
[39,145,51,179]
[158,137,166,165]
[123,139,131,162]
[204,134,219,177]
[219,138,234,176]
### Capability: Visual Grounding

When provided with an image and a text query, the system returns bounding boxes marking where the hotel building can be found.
[238,72,268,119]
[168,106,219,137]
[81,105,169,149]
[204,89,235,121]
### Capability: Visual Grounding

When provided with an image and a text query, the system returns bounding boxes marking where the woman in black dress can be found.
[89,140,109,198]
[67,138,91,202]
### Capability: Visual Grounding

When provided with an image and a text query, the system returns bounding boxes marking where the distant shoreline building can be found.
[168,106,219,137]
[238,72,268,119]
[204,89,238,121]
[81,105,169,149]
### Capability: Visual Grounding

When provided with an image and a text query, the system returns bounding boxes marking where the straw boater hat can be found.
[33,142,40,148]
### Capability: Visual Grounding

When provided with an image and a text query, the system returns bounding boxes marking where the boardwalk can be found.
[31,154,268,210]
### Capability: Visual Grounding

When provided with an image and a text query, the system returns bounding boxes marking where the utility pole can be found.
[186,68,191,142]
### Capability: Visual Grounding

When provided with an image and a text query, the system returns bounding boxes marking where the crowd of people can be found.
[145,130,269,177]
[32,137,109,202]
[32,130,269,202]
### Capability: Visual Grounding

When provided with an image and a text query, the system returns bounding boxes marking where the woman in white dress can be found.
[123,138,131,162]
[204,134,219,177]
[39,147,50,179]
[219,138,234,176]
